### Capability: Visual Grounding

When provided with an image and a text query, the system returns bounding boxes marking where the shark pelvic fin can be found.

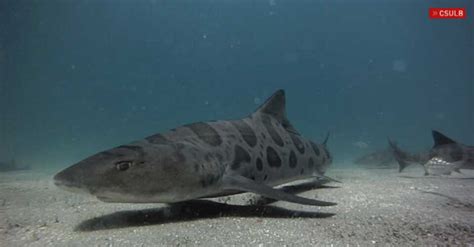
[432,130,457,148]
[222,175,336,206]
[254,89,300,135]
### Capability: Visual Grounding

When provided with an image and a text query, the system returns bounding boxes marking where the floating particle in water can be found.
[283,52,299,63]
[353,141,369,149]
[202,34,207,39]
[254,97,261,105]
[269,0,276,6]
[392,59,406,72]
[204,101,209,105]
[435,112,446,120]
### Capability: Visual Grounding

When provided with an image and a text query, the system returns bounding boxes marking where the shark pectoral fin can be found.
[222,175,336,206]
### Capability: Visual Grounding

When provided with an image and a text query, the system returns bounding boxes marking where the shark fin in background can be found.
[222,175,336,206]
[432,130,456,147]
[388,138,414,173]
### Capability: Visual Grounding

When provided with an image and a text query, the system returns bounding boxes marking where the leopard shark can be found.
[389,130,474,175]
[54,89,337,206]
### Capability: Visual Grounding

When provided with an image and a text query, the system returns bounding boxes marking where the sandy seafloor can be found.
[1,165,473,246]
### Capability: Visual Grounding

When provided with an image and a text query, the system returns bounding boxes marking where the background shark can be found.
[353,146,396,169]
[0,159,30,172]
[54,90,336,207]
[389,130,474,175]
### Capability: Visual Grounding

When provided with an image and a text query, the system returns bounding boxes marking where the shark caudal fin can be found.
[253,89,300,135]
[388,138,415,173]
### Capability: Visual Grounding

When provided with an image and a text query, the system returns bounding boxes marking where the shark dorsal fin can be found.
[254,89,299,135]
[254,89,287,121]
[432,130,456,147]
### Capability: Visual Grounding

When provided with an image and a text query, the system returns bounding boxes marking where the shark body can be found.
[389,130,474,175]
[54,90,336,206]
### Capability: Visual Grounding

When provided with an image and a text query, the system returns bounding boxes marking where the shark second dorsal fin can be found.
[254,89,299,135]
[432,130,456,147]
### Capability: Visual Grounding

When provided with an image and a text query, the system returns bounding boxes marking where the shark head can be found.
[54,140,213,203]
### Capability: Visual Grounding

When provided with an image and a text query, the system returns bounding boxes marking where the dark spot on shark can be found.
[251,176,255,181]
[289,150,297,168]
[310,142,320,156]
[205,153,212,162]
[262,115,284,147]
[200,174,216,188]
[185,122,222,146]
[256,157,263,171]
[290,134,305,154]
[231,145,251,170]
[262,133,266,139]
[308,158,314,169]
[266,146,282,168]
[231,120,257,147]
[264,174,268,181]
[145,134,170,145]
[194,163,199,172]
[300,168,305,174]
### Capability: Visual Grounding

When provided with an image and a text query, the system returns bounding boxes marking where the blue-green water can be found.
[1,0,472,170]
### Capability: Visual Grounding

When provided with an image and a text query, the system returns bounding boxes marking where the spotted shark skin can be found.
[54,90,336,206]
[389,130,474,175]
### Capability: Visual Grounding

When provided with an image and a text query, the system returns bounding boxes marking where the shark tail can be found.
[387,138,417,173]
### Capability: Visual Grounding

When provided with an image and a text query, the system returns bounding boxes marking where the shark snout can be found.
[53,165,86,191]
[54,169,75,188]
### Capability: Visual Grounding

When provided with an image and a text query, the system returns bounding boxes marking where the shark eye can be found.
[115,161,132,171]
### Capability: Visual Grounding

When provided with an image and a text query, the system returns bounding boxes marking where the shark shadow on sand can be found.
[75,180,337,232]
[416,189,474,211]
[75,200,335,232]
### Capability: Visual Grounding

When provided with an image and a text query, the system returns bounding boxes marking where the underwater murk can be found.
[1,0,473,246]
